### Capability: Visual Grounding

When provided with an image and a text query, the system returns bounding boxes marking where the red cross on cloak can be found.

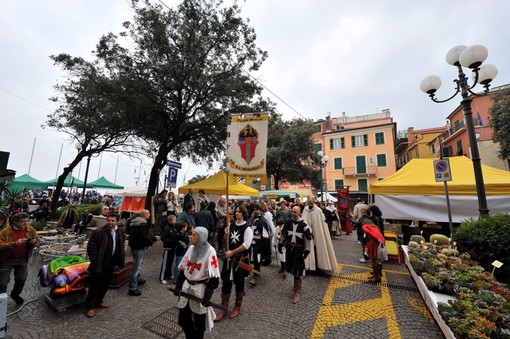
[186,259,202,274]
[210,255,218,268]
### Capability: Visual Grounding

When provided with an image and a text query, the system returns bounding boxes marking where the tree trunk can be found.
[50,155,85,216]
[273,173,280,190]
[144,147,169,213]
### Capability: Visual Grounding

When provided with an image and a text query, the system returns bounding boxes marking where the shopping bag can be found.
[377,242,388,261]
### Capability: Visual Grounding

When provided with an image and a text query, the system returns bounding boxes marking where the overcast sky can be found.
[1,0,509,190]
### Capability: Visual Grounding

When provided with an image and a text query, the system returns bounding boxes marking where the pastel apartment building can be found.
[312,109,397,196]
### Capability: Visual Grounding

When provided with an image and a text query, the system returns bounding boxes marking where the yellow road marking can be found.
[311,263,402,338]
[407,297,434,323]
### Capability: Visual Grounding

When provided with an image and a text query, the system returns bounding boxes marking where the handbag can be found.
[377,242,388,261]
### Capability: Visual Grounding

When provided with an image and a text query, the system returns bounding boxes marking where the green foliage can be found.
[0,180,25,228]
[430,233,450,246]
[410,240,510,338]
[454,215,510,283]
[489,87,510,159]
[266,112,320,189]
[86,0,269,206]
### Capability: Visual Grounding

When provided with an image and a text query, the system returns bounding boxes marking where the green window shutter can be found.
[341,137,345,149]
[334,158,342,170]
[330,139,334,150]
[377,154,387,166]
[334,179,344,189]
[351,136,355,147]
[363,134,368,146]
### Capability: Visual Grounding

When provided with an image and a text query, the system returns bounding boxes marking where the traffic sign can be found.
[167,159,182,188]
[166,160,182,169]
[433,159,452,182]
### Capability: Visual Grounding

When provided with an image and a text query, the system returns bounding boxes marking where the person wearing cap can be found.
[173,226,220,338]
[0,212,40,305]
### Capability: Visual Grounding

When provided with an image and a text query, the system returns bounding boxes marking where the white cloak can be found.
[301,205,338,271]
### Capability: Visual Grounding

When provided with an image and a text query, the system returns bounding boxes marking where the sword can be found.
[168,287,227,311]
[229,258,261,275]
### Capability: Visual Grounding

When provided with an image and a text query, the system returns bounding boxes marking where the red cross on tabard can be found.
[210,255,218,268]
[186,260,202,274]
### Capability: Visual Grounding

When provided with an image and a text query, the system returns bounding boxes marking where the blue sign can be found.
[167,159,182,188]
[166,160,182,169]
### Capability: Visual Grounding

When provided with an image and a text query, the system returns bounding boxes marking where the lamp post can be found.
[76,141,98,204]
[420,45,498,218]
[317,151,329,202]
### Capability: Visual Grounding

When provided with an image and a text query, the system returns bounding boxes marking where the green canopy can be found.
[44,175,85,187]
[8,174,47,191]
[87,176,124,189]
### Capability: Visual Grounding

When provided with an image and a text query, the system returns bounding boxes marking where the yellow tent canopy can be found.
[178,171,259,196]
[369,156,510,196]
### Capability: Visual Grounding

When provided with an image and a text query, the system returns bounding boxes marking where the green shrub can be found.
[454,214,510,284]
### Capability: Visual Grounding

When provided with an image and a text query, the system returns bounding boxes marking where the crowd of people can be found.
[0,187,387,339]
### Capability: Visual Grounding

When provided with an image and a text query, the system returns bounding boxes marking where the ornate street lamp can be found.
[420,45,498,218]
[317,151,329,202]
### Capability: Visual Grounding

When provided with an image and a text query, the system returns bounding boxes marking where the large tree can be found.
[93,0,268,209]
[266,112,321,190]
[47,54,135,213]
[489,87,510,160]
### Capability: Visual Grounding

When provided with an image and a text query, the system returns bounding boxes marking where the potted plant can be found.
[77,238,85,249]
[407,240,510,338]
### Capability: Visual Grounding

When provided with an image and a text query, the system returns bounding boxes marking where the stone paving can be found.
[5,230,444,338]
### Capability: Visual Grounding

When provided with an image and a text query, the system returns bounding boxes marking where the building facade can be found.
[312,110,397,196]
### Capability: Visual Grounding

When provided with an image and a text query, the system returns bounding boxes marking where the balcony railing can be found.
[342,165,378,177]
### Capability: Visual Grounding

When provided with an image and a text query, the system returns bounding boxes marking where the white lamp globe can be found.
[459,45,488,69]
[420,75,442,94]
[446,45,467,65]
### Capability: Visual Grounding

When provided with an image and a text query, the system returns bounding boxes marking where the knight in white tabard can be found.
[301,196,338,272]
[173,226,220,339]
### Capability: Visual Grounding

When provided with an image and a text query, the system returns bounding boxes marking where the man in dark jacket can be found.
[85,213,125,318]
[195,201,215,243]
[127,210,155,296]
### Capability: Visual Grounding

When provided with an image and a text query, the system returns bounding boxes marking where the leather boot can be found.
[369,265,381,283]
[229,292,244,319]
[292,279,302,304]
[214,293,230,322]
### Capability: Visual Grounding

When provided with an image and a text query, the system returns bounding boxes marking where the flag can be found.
[227,112,269,184]
[476,106,483,126]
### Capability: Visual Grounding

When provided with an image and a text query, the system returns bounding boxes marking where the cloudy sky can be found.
[1,0,509,190]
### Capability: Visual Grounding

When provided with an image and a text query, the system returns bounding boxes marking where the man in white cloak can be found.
[301,196,338,272]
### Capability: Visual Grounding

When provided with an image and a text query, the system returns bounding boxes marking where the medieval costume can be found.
[214,211,253,321]
[282,216,312,303]
[301,203,338,272]
[174,227,220,339]
[247,209,270,286]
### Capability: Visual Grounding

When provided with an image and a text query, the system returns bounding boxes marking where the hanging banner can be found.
[336,186,352,234]
[226,113,269,184]
[336,187,350,214]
